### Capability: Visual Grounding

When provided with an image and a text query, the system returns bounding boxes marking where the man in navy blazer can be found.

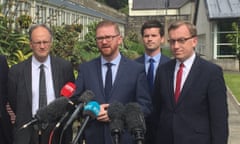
[135,20,170,144]
[75,20,152,144]
[0,55,13,144]
[8,24,75,144]
[152,20,228,144]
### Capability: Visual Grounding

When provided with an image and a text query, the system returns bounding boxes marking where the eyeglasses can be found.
[95,34,119,42]
[31,41,51,46]
[168,36,195,45]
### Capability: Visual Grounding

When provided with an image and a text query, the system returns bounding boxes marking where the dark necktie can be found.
[39,64,47,108]
[175,63,184,103]
[105,63,113,100]
[147,58,155,91]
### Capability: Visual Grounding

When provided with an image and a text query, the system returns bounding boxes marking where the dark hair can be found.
[28,24,53,41]
[168,20,197,36]
[141,20,164,37]
[96,20,120,34]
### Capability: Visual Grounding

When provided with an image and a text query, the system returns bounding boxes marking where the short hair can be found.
[28,24,53,41]
[96,20,120,34]
[141,20,165,37]
[168,20,197,36]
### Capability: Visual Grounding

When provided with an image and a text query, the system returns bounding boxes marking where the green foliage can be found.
[16,14,32,29]
[0,15,30,66]
[226,22,240,59]
[226,21,240,71]
[51,25,81,69]
[74,22,99,63]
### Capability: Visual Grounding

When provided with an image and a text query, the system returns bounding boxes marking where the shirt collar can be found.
[32,55,51,69]
[101,53,121,66]
[144,53,161,63]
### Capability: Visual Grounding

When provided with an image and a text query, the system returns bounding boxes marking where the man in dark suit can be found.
[0,55,13,144]
[152,20,228,144]
[135,20,170,144]
[74,20,152,144]
[8,24,75,144]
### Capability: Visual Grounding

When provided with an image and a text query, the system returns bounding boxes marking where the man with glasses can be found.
[74,20,151,144]
[151,20,228,144]
[8,24,75,144]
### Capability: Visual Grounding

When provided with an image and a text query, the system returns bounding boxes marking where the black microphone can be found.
[63,90,94,131]
[124,103,146,144]
[21,97,70,129]
[72,101,100,144]
[108,102,125,144]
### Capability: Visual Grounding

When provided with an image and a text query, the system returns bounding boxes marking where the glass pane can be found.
[217,45,236,55]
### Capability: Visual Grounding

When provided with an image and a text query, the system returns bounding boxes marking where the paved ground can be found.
[227,90,240,144]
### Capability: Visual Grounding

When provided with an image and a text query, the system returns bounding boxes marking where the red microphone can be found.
[60,82,76,98]
[49,82,77,144]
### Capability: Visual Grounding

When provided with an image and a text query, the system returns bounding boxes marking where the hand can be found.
[97,103,110,122]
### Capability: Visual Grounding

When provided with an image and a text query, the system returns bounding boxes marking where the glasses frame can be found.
[95,34,119,42]
[31,40,51,46]
[168,35,196,45]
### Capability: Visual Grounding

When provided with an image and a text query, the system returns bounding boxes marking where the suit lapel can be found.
[166,60,177,107]
[50,56,59,98]
[95,58,105,100]
[23,58,33,107]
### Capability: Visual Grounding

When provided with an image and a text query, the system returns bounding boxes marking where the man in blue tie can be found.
[135,19,170,144]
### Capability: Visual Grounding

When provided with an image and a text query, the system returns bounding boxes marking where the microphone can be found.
[21,97,70,129]
[55,82,77,128]
[60,82,76,98]
[124,103,146,144]
[72,101,100,144]
[63,90,94,131]
[108,102,125,144]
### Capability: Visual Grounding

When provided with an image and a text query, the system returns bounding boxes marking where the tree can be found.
[226,22,240,71]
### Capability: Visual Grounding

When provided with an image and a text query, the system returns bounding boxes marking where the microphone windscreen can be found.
[83,101,100,119]
[36,97,70,122]
[108,102,125,131]
[124,103,146,132]
[77,90,95,104]
[60,82,76,98]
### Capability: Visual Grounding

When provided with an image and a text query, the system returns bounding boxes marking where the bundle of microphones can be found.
[20,82,146,144]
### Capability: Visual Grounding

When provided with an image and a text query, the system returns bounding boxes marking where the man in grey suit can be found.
[152,20,228,144]
[8,24,75,144]
[74,20,152,144]
[135,20,170,144]
[0,55,12,144]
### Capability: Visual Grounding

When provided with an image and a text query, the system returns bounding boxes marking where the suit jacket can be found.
[0,55,13,144]
[135,54,170,144]
[75,55,152,144]
[8,55,75,144]
[152,55,228,144]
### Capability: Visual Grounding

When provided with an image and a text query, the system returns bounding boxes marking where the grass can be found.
[223,71,240,103]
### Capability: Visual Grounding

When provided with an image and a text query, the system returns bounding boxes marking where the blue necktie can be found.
[105,63,113,100]
[147,58,155,91]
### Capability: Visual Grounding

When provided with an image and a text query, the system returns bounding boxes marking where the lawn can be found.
[224,71,240,103]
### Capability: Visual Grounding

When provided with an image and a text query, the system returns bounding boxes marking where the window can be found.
[216,19,238,58]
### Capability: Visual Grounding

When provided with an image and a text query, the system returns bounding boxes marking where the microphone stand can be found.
[111,129,121,144]
[133,128,144,144]
[72,116,90,144]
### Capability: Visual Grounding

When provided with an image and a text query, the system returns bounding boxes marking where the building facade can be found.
[0,0,127,40]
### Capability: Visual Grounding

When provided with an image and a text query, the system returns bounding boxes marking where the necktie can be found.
[147,58,155,91]
[39,64,47,108]
[175,63,184,103]
[105,63,113,100]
